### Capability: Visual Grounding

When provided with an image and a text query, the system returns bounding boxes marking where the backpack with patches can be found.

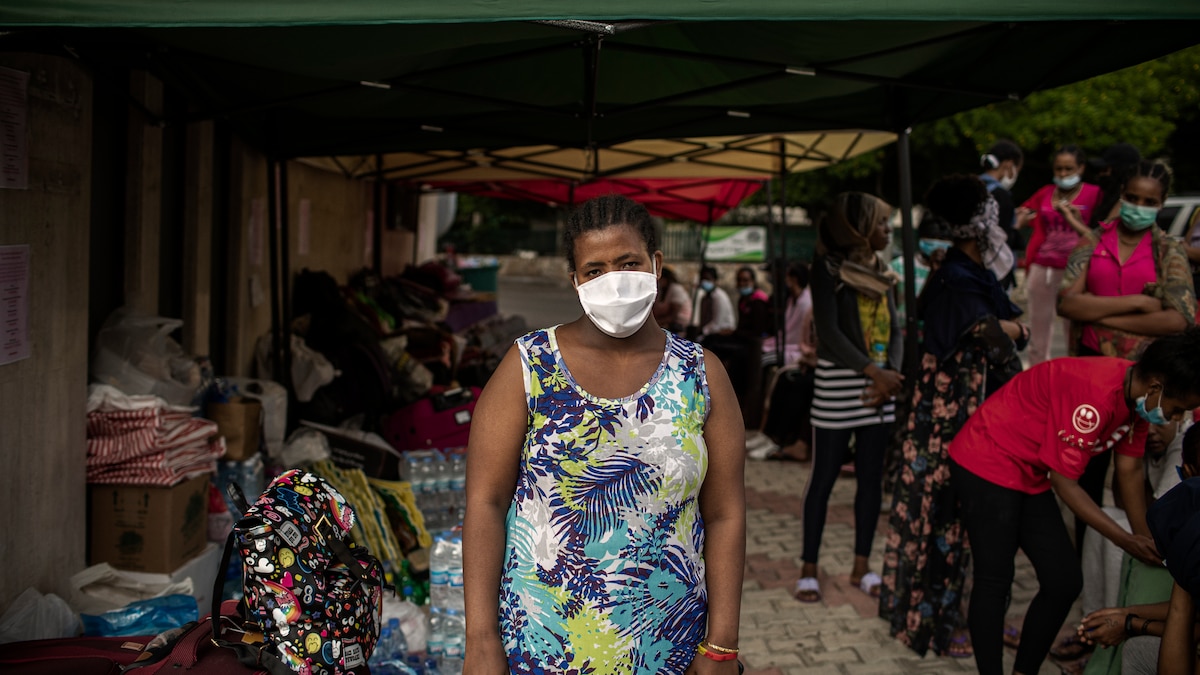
[223,469,385,675]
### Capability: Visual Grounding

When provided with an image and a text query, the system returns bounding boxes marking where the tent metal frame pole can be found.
[267,157,283,384]
[897,127,919,374]
[373,153,384,273]
[774,137,786,369]
[279,160,294,393]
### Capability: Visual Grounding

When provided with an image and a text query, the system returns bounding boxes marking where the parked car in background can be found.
[1160,194,1200,239]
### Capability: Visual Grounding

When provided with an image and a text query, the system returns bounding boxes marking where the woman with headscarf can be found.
[793,192,904,603]
[878,175,1029,659]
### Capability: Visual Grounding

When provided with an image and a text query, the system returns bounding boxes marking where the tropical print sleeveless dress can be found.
[499,326,711,675]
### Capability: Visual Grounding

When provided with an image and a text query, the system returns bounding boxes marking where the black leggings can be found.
[801,423,890,563]
[951,460,1083,675]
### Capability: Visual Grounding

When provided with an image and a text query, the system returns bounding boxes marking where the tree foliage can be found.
[759,44,1200,210]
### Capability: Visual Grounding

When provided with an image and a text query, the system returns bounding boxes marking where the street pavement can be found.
[498,273,1075,674]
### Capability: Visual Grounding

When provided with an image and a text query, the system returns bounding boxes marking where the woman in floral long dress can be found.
[462,194,746,675]
[879,175,1030,658]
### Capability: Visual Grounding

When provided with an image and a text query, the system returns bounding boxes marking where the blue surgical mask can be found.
[700,280,715,292]
[918,239,951,258]
[1120,200,1160,231]
[1054,174,1082,190]
[739,286,754,297]
[1136,389,1169,426]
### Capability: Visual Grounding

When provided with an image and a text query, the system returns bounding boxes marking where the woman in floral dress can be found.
[462,194,746,675]
[879,175,1029,658]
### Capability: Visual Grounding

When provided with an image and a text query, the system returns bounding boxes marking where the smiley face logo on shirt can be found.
[1072,404,1100,434]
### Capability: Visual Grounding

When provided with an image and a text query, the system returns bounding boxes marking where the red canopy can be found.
[426,177,763,223]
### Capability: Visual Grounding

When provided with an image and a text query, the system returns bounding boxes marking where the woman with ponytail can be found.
[978,140,1024,288]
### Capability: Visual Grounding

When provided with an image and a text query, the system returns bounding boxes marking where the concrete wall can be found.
[0,54,92,610]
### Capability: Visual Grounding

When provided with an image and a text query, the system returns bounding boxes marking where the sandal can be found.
[945,632,973,659]
[851,572,882,598]
[1049,634,1094,661]
[1003,623,1021,650]
[793,577,821,603]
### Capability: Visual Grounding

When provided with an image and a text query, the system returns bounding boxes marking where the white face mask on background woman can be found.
[575,262,659,338]
[999,166,1019,191]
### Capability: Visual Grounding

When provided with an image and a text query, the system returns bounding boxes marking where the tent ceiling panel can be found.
[1,9,1195,158]
[4,1,1199,26]
[297,131,896,183]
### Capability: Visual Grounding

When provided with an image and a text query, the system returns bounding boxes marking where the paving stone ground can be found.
[738,458,1080,675]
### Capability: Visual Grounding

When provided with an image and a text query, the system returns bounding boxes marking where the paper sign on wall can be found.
[0,244,30,364]
[0,67,29,190]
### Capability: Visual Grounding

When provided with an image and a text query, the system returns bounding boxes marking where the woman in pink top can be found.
[1057,160,1195,570]
[1016,145,1102,366]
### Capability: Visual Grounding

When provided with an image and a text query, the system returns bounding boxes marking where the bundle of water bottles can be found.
[368,617,443,675]
[427,531,465,675]
[402,449,466,533]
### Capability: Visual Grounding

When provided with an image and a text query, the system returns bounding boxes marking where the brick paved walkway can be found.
[739,458,1074,675]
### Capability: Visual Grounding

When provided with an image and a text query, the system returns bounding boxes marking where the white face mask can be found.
[574,262,658,338]
[999,168,1018,191]
[1054,174,1082,190]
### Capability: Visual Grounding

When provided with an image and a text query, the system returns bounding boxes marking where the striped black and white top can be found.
[811,359,896,430]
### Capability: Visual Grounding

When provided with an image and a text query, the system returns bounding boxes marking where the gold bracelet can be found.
[701,640,739,654]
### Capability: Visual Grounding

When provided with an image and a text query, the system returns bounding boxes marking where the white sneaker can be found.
[747,440,779,460]
[745,431,772,449]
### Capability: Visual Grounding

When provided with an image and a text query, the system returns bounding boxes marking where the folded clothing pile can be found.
[87,384,225,486]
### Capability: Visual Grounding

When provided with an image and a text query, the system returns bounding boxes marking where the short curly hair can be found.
[562,194,657,273]
[924,174,989,229]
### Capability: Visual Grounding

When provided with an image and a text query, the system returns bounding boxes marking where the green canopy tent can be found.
[3,1,1197,366]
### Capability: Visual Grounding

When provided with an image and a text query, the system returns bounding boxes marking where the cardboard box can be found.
[89,474,210,573]
[303,419,403,480]
[207,397,263,461]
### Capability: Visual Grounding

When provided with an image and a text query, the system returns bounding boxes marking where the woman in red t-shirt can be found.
[946,330,1200,675]
[1016,145,1102,366]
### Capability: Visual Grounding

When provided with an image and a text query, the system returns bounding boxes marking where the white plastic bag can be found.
[280,427,332,467]
[254,333,336,402]
[68,563,194,616]
[382,596,428,654]
[91,307,200,406]
[0,588,80,644]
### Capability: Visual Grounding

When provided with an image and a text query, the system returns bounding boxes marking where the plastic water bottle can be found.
[448,451,466,524]
[427,611,446,664]
[388,617,407,657]
[429,536,449,608]
[370,627,394,669]
[407,654,427,675]
[424,656,443,675]
[871,341,887,367]
[433,452,451,493]
[447,535,464,612]
[440,609,465,675]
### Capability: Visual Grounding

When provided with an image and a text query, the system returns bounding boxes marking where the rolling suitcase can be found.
[0,635,152,675]
[383,386,480,450]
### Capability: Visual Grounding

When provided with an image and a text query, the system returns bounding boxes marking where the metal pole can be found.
[266,157,282,383]
[278,160,293,393]
[775,137,786,368]
[373,153,384,273]
[897,127,918,372]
